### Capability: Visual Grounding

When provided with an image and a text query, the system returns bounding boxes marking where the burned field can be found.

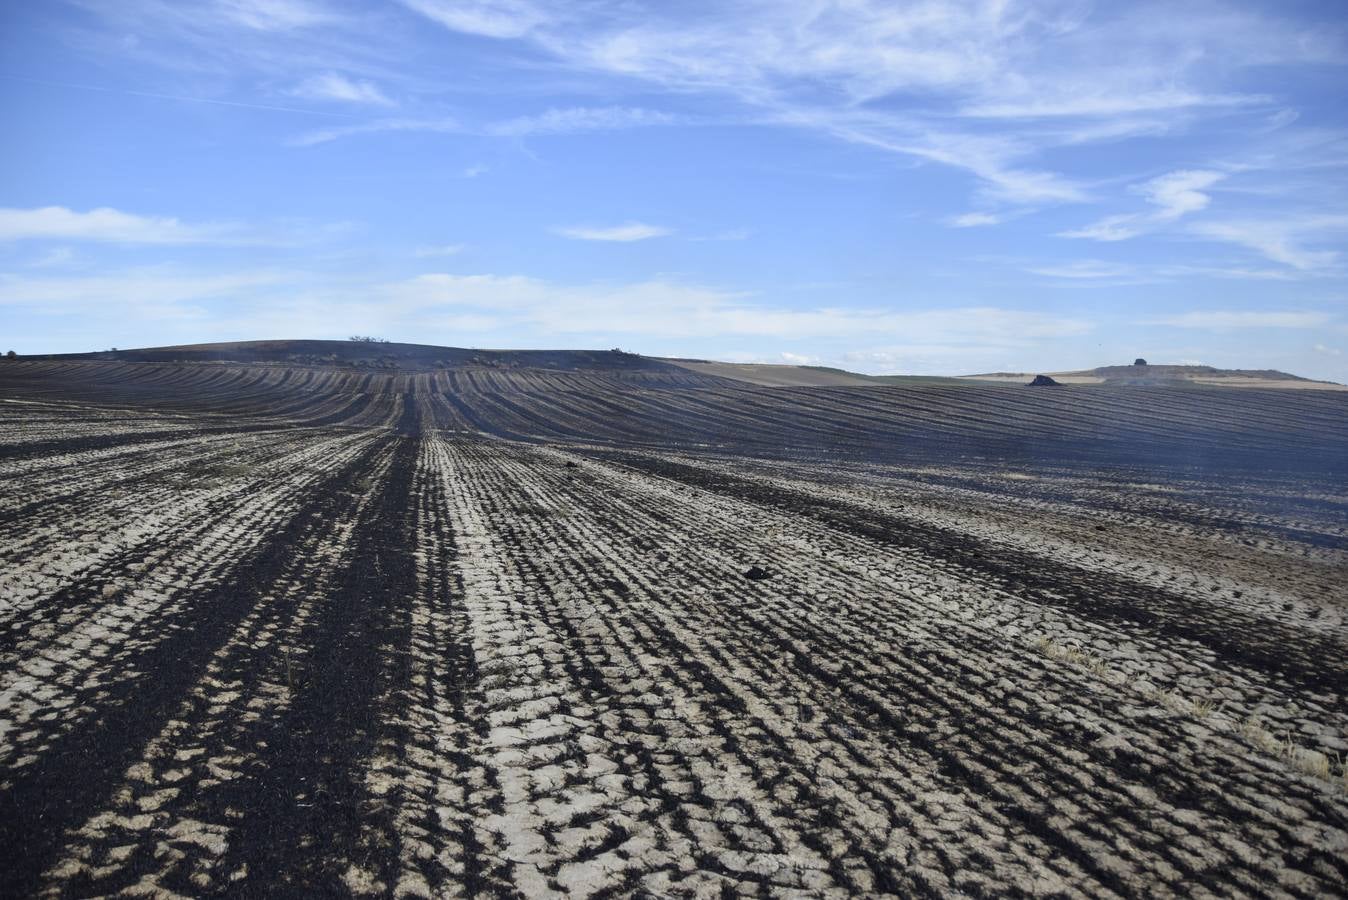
[2,357,1347,898]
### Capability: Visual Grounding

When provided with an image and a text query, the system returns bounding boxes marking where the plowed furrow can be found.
[679,454,1346,635]
[34,439,397,897]
[0,430,288,524]
[0,431,372,659]
[472,443,1346,894]
[0,435,390,898]
[448,442,1082,893]
[600,453,1348,695]
[344,433,492,897]
[203,435,421,894]
[0,423,281,461]
[439,439,844,895]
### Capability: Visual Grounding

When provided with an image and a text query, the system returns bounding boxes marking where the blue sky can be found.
[3,0,1347,379]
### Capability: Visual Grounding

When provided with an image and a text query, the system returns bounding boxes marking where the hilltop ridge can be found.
[10,340,1341,389]
[961,362,1344,390]
[20,339,684,374]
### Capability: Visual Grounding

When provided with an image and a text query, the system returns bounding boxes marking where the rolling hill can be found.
[962,362,1346,390]
[18,341,1341,390]
[3,339,1347,896]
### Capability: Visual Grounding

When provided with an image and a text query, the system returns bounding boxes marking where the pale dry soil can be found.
[1,400,1346,899]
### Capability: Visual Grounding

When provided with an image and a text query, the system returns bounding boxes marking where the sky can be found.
[2,0,1347,379]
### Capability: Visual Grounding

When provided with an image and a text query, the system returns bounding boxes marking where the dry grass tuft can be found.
[1150,689,1218,719]
[1034,635,1217,718]
[1239,718,1348,790]
[1035,634,1346,792]
[1034,635,1114,683]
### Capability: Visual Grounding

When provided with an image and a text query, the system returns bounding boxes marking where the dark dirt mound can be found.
[1028,374,1061,387]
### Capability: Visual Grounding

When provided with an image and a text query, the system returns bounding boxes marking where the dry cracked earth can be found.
[1,359,1347,898]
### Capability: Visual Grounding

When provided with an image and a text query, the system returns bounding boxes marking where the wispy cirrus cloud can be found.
[396,0,551,40]
[484,106,676,137]
[0,206,348,247]
[947,212,1004,228]
[1142,310,1333,329]
[960,89,1266,120]
[1061,169,1226,241]
[289,116,460,146]
[216,0,338,31]
[63,0,1346,231]
[290,105,673,146]
[64,0,373,81]
[0,206,234,244]
[398,0,1337,210]
[1027,260,1135,279]
[21,0,1348,381]
[766,107,1087,204]
[288,72,394,106]
[1189,217,1348,270]
[553,222,671,242]
[1020,258,1313,284]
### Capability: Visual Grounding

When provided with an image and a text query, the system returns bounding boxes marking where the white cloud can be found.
[1017,259,1313,284]
[837,341,1066,376]
[396,0,1332,208]
[73,0,1342,225]
[1141,170,1224,219]
[3,259,1095,369]
[1058,215,1144,242]
[290,116,460,146]
[0,206,232,244]
[0,268,291,310]
[217,0,337,31]
[462,164,488,178]
[553,222,671,242]
[1155,264,1298,281]
[396,0,551,39]
[778,351,822,365]
[0,206,344,247]
[961,90,1264,120]
[812,119,1086,203]
[1142,310,1333,329]
[1061,169,1225,242]
[948,212,1002,228]
[1190,217,1348,270]
[75,0,1336,230]
[381,272,1092,342]
[1022,256,1325,284]
[292,106,672,147]
[289,72,394,106]
[485,106,676,137]
[1027,260,1134,279]
[1312,343,1341,356]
